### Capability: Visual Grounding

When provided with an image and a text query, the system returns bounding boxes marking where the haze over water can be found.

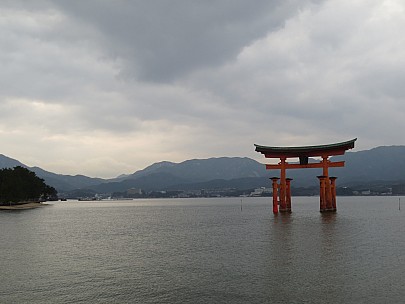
[1,197,404,303]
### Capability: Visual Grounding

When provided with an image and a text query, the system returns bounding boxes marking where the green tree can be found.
[0,166,57,205]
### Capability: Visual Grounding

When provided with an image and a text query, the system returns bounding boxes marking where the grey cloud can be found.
[52,0,324,82]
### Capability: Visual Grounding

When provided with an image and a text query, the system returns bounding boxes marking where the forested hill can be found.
[332,146,405,183]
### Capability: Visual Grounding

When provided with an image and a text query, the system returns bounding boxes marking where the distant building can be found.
[250,187,272,197]
[353,189,371,195]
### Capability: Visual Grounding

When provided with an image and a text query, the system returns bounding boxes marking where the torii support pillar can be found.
[318,176,327,212]
[270,177,279,214]
[270,176,292,213]
[330,177,337,211]
[279,157,287,212]
[286,178,293,212]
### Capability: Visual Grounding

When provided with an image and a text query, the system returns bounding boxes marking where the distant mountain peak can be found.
[141,160,176,171]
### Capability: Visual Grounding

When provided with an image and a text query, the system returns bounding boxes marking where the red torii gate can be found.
[254,139,356,213]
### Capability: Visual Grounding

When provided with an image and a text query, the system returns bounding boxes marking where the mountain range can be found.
[1,145,405,195]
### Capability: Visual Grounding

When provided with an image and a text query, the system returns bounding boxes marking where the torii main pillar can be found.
[255,139,356,213]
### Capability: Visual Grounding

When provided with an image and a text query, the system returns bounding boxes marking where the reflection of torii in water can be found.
[254,138,357,213]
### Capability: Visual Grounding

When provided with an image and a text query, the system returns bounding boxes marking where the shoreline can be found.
[0,202,49,210]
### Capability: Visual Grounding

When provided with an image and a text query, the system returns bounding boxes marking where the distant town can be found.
[71,183,405,201]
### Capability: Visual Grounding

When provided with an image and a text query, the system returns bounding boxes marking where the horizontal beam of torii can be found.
[266,161,345,170]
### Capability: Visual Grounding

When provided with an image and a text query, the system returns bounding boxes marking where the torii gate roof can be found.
[254,138,357,158]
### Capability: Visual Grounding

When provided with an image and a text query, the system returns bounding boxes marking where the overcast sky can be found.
[1,0,404,178]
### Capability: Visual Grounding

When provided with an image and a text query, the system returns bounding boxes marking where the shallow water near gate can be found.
[1,196,404,303]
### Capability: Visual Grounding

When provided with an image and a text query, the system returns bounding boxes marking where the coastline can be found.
[0,202,49,210]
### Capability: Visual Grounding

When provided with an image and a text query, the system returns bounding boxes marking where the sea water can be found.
[0,197,404,303]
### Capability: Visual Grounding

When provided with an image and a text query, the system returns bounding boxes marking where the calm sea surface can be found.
[0,197,404,303]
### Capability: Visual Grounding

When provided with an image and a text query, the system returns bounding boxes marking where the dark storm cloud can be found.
[52,0,324,82]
